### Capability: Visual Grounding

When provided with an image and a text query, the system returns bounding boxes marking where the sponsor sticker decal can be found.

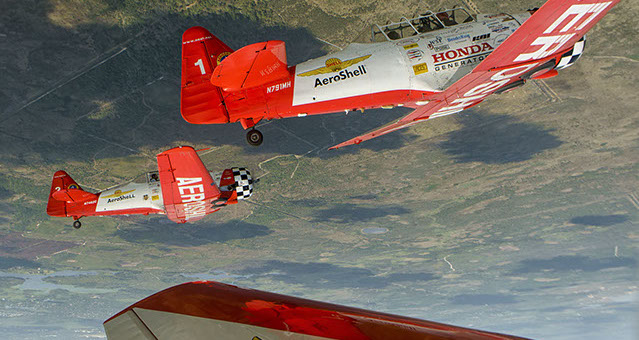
[433,44,450,52]
[298,55,371,77]
[406,49,424,61]
[488,24,509,33]
[432,43,494,72]
[413,63,428,75]
[472,33,491,41]
[102,189,135,198]
[426,36,444,49]
[106,194,135,203]
[446,34,470,43]
[216,52,231,65]
[103,189,137,204]
[299,56,371,88]
[68,184,79,190]
[312,66,367,88]
[395,37,419,46]
[403,43,419,50]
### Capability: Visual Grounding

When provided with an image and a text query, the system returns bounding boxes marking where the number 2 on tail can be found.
[195,59,206,75]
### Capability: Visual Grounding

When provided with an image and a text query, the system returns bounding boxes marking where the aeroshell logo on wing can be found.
[176,177,207,220]
[297,55,371,88]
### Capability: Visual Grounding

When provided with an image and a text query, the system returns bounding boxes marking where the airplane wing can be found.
[330,0,619,149]
[156,146,222,223]
[104,281,529,340]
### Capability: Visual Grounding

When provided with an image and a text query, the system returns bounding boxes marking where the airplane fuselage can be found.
[223,12,531,123]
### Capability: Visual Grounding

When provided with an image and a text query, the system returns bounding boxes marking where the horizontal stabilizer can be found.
[52,189,98,203]
[210,40,289,91]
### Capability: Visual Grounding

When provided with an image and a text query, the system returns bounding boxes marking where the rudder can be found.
[47,171,82,217]
[181,26,233,124]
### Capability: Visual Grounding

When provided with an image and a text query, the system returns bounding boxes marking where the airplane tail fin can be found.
[156,146,222,223]
[46,171,81,217]
[181,26,233,124]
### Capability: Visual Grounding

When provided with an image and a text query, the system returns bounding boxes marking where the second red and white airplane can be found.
[46,146,254,228]
[180,0,618,148]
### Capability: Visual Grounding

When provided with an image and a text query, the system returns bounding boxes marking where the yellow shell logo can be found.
[102,189,136,198]
[325,58,343,71]
[217,52,231,65]
[297,54,372,77]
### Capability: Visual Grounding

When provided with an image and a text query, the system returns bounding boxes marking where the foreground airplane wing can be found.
[104,281,528,340]
[330,0,618,149]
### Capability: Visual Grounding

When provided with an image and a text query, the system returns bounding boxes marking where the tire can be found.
[73,220,82,229]
[246,129,263,146]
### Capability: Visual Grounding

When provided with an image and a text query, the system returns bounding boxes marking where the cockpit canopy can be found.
[372,7,475,42]
[132,171,160,184]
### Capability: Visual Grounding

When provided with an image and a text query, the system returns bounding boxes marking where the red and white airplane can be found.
[180,0,618,148]
[46,146,254,228]
[104,280,528,340]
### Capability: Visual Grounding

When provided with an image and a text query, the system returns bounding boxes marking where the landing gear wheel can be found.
[73,220,82,229]
[246,129,263,146]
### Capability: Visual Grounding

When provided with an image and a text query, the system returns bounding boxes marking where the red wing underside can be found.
[330,0,619,149]
[104,281,529,340]
[156,146,221,223]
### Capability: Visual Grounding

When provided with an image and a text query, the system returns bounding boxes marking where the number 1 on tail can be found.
[195,59,206,75]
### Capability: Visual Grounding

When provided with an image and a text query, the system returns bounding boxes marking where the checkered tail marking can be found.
[232,167,253,200]
[556,36,586,70]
